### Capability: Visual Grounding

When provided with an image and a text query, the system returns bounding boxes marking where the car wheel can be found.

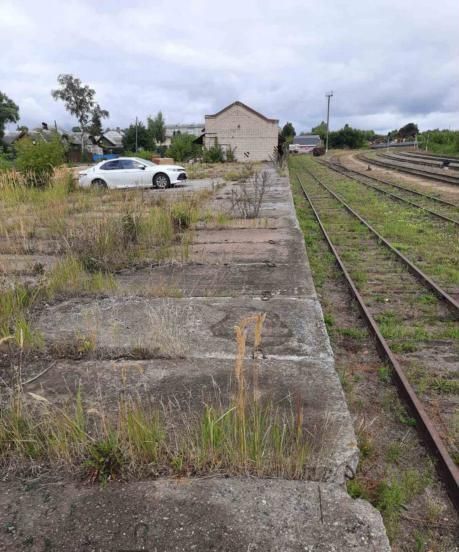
[91,178,107,189]
[153,173,170,189]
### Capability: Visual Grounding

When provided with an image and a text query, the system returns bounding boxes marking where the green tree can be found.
[15,135,65,187]
[328,125,366,149]
[148,111,166,144]
[397,123,419,140]
[89,105,109,136]
[0,91,20,143]
[51,74,109,153]
[167,133,200,162]
[281,122,296,142]
[122,121,154,152]
[311,121,328,140]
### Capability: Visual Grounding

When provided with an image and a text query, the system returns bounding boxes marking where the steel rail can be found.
[321,161,459,226]
[300,166,459,311]
[400,151,459,165]
[294,170,459,509]
[359,154,459,186]
[328,160,458,209]
[378,152,459,172]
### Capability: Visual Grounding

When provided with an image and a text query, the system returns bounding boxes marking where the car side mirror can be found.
[140,165,146,170]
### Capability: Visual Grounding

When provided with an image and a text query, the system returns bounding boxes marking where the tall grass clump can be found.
[0,314,313,481]
[0,286,41,347]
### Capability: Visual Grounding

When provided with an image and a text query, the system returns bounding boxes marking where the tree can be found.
[148,111,166,144]
[51,74,109,153]
[122,121,154,152]
[89,104,109,137]
[167,133,200,162]
[310,121,328,140]
[397,123,419,140]
[281,122,296,142]
[328,125,366,149]
[0,91,20,142]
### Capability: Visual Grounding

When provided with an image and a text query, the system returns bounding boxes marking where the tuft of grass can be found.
[46,256,116,297]
[0,314,315,482]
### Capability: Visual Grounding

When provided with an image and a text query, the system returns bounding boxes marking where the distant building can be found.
[289,135,322,154]
[163,124,204,147]
[203,101,279,162]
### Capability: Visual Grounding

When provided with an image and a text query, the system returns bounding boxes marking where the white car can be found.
[78,157,187,189]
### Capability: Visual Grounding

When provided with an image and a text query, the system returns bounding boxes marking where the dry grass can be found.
[0,314,313,482]
[0,167,218,347]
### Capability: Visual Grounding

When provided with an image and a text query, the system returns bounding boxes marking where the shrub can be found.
[167,133,200,162]
[203,141,225,163]
[124,150,155,161]
[15,135,65,187]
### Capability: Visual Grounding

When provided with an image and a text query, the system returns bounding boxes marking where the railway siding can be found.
[290,156,459,508]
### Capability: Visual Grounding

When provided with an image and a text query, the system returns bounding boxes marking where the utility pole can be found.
[135,116,138,152]
[325,91,333,153]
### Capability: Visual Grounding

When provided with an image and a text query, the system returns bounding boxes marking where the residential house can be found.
[163,124,204,147]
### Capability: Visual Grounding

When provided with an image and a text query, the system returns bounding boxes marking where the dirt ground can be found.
[339,150,459,201]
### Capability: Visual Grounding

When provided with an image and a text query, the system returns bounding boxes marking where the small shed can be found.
[289,135,322,154]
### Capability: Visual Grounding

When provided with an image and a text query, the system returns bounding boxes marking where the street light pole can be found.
[135,116,138,152]
[325,91,333,153]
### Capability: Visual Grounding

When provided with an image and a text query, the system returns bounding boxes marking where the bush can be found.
[167,133,200,162]
[203,142,225,163]
[15,135,65,187]
[124,150,155,161]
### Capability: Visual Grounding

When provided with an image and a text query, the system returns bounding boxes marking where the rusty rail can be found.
[295,169,459,509]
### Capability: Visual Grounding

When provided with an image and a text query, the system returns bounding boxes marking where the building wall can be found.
[204,104,278,162]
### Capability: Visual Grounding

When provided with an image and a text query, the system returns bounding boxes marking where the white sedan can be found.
[78,157,187,189]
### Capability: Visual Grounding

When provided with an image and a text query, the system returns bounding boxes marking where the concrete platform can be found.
[9,166,389,549]
[0,478,389,551]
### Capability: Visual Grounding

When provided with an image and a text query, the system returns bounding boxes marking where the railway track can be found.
[359,153,459,186]
[378,152,459,172]
[294,164,459,509]
[321,159,459,226]
[404,151,459,165]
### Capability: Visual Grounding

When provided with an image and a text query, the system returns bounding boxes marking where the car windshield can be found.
[133,158,156,167]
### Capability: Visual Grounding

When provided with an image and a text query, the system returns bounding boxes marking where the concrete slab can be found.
[115,261,315,298]
[0,478,390,551]
[24,357,358,482]
[35,296,333,360]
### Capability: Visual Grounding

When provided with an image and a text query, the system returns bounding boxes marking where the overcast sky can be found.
[1,0,458,134]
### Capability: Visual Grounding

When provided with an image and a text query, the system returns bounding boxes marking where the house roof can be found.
[102,130,123,146]
[205,101,278,124]
[293,135,321,146]
[2,130,24,145]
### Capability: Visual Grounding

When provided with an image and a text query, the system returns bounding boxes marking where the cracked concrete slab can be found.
[114,261,315,298]
[0,478,390,551]
[24,357,358,483]
[35,295,334,360]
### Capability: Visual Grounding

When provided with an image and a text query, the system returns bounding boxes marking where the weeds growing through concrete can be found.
[230,171,270,218]
[0,314,312,482]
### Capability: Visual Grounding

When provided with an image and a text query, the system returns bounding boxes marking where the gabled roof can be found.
[205,101,278,123]
[2,130,24,145]
[102,130,123,146]
[293,135,321,146]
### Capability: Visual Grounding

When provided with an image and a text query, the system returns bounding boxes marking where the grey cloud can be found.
[0,0,458,135]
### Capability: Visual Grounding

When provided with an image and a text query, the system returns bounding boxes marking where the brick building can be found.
[203,101,279,162]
